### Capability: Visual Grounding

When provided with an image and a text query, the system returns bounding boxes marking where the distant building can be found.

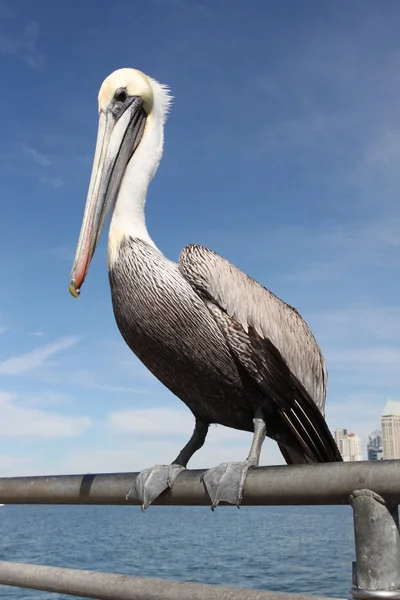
[341,433,363,462]
[382,400,400,459]
[367,430,383,461]
[334,428,347,458]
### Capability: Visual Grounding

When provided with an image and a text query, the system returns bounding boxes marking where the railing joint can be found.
[350,488,400,600]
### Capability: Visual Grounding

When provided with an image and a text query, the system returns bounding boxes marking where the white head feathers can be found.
[98,68,173,124]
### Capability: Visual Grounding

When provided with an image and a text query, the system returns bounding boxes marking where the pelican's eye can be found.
[114,88,128,103]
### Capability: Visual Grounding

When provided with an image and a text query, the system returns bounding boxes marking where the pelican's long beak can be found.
[69,96,146,298]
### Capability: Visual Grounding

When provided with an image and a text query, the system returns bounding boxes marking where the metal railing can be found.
[1,460,400,600]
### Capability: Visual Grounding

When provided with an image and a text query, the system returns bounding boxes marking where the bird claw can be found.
[201,459,253,510]
[126,464,185,510]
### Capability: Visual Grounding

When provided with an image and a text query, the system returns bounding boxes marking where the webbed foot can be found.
[201,458,254,510]
[126,464,185,510]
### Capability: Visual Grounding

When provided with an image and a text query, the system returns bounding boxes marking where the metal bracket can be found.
[350,489,400,600]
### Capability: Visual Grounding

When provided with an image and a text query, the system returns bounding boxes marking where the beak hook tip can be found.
[69,281,80,299]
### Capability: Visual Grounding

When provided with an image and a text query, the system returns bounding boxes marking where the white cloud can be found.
[20,142,50,166]
[325,347,400,389]
[0,336,78,376]
[23,391,73,407]
[311,306,400,344]
[91,382,157,394]
[108,407,194,436]
[0,326,7,334]
[304,305,400,393]
[0,392,91,439]
[30,331,45,337]
[0,21,43,69]
[40,175,64,189]
[47,367,161,395]
[276,219,399,286]
[108,407,250,441]
[329,347,400,368]
[0,453,36,476]
[214,218,398,296]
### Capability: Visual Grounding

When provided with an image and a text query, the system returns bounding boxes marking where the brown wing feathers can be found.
[179,244,342,465]
[220,311,341,463]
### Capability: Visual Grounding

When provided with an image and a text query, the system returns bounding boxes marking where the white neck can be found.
[108,86,167,265]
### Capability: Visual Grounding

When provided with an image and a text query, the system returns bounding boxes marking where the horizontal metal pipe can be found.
[0,561,337,600]
[0,460,400,506]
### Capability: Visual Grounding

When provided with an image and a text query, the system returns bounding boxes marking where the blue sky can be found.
[0,0,399,475]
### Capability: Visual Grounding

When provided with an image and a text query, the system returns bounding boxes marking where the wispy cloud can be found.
[0,453,36,477]
[0,326,7,334]
[326,347,400,389]
[306,303,400,391]
[30,331,45,337]
[108,407,195,436]
[0,392,91,439]
[40,175,64,189]
[21,143,50,166]
[90,382,158,394]
[0,21,44,69]
[23,391,73,407]
[0,337,78,376]
[47,368,163,395]
[31,354,163,396]
[272,218,399,287]
[19,143,65,188]
[311,306,400,345]
[108,406,269,446]
[208,216,399,296]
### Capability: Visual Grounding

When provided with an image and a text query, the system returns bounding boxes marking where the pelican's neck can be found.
[108,108,164,265]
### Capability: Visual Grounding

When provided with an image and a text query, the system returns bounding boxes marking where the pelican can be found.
[69,68,342,510]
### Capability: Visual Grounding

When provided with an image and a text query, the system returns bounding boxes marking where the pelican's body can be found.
[69,68,342,510]
[110,240,250,431]
[111,239,269,433]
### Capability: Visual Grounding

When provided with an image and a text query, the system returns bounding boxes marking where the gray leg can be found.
[201,411,266,510]
[127,419,209,510]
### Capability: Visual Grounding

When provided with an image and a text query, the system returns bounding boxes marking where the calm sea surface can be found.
[0,505,354,599]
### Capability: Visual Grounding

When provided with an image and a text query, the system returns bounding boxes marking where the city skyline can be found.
[334,397,400,461]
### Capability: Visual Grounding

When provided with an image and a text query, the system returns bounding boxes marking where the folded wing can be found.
[179,244,342,464]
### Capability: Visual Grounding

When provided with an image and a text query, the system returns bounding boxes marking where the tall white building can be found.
[341,433,363,462]
[382,400,400,459]
[334,428,347,457]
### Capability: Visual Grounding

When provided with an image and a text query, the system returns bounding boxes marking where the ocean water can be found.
[0,504,354,599]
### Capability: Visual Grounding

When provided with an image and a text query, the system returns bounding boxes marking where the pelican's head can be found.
[69,68,170,298]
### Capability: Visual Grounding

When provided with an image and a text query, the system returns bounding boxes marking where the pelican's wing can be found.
[179,244,341,464]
